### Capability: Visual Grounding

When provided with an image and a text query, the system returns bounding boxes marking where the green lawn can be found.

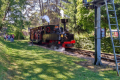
[0,37,120,80]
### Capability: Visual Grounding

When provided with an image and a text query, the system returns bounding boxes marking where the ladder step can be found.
[109,17,116,18]
[108,10,115,11]
[111,31,118,32]
[113,38,119,40]
[115,46,120,47]
[117,62,120,64]
[110,24,117,25]
[107,3,112,5]
[116,54,120,56]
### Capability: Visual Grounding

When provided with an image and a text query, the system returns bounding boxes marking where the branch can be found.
[2,2,10,21]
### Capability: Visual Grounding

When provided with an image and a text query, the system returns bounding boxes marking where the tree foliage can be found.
[0,0,28,39]
[60,0,77,33]
[25,0,62,26]
[77,0,94,33]
[0,0,27,29]
[62,0,120,33]
[0,0,120,36]
[77,0,120,32]
[61,0,94,34]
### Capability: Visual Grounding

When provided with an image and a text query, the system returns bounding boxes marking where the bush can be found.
[101,37,112,53]
[24,35,30,40]
[74,37,94,50]
[75,36,120,53]
[101,37,120,53]
[14,30,24,40]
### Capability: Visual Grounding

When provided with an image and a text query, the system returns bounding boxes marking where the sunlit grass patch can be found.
[0,37,120,80]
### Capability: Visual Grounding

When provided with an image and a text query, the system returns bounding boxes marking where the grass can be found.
[0,37,120,80]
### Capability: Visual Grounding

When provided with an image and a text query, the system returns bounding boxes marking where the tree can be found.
[0,0,29,39]
[61,0,91,34]
[0,0,27,28]
[77,0,94,33]
[77,0,120,33]
[24,0,62,26]
[0,0,9,29]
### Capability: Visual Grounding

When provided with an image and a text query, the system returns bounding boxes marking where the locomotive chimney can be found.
[61,19,68,31]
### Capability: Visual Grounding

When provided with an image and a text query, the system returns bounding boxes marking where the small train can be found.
[30,19,75,49]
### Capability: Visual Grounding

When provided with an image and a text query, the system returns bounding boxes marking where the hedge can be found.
[74,37,94,50]
[74,37,120,54]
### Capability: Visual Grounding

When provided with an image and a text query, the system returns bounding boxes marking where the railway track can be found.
[66,48,120,63]
[30,42,120,63]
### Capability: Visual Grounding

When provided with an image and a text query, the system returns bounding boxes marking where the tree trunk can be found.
[18,31,20,40]
[2,2,10,21]
[39,0,43,16]
[39,0,44,24]
[1,2,10,29]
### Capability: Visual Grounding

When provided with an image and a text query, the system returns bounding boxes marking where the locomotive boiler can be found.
[30,19,75,49]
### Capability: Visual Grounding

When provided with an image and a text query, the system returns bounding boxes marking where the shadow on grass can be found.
[0,37,120,80]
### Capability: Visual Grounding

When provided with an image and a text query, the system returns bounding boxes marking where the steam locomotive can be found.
[30,19,75,49]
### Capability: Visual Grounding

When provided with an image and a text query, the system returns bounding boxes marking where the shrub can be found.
[75,36,120,53]
[101,37,120,53]
[101,37,112,53]
[24,35,30,40]
[74,37,94,50]
[14,30,24,40]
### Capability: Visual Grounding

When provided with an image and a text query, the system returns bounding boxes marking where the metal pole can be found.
[94,6,102,65]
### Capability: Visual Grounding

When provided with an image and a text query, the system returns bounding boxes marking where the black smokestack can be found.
[61,19,68,31]
[64,23,66,31]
